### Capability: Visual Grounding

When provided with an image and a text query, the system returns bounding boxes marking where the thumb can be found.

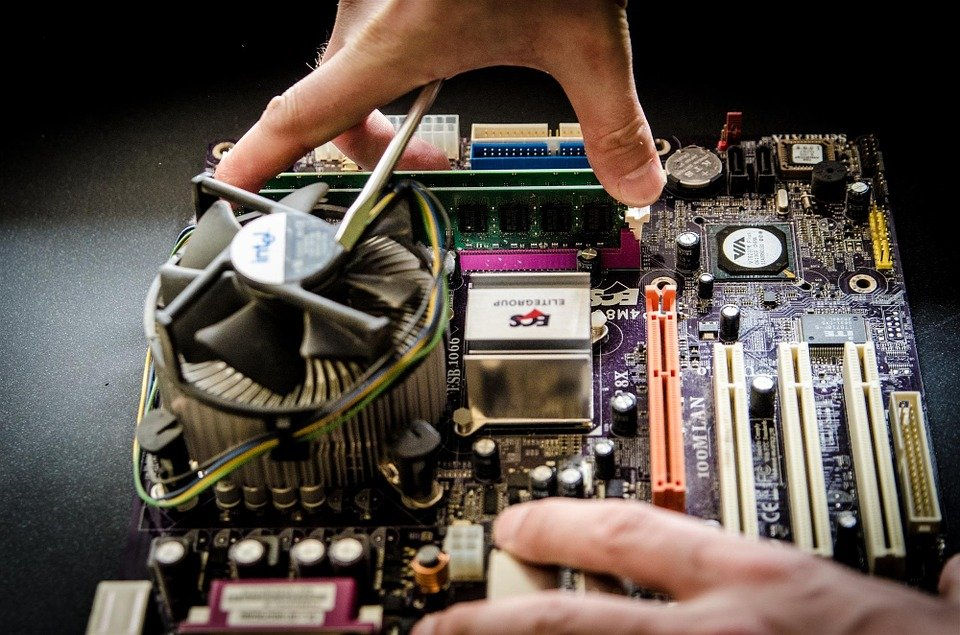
[546,11,663,207]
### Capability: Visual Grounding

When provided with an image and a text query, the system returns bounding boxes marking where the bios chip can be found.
[800,313,868,345]
[708,223,796,280]
[776,138,836,177]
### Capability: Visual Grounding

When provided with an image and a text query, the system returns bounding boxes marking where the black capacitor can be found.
[529,465,557,499]
[749,375,776,418]
[719,304,741,343]
[229,538,270,579]
[810,160,849,203]
[610,392,639,437]
[675,232,702,273]
[329,535,372,590]
[577,247,601,286]
[697,272,715,300]
[833,511,863,571]
[151,538,198,619]
[472,438,502,482]
[390,420,441,502]
[136,408,191,487]
[558,467,585,498]
[593,439,616,481]
[290,538,327,578]
[845,181,872,221]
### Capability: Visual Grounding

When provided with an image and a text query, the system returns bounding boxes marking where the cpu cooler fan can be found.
[142,175,448,509]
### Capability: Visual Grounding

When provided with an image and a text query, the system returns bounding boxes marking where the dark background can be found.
[1,11,955,633]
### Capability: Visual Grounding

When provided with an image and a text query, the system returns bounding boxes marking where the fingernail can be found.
[493,504,530,549]
[618,158,665,207]
[412,615,437,635]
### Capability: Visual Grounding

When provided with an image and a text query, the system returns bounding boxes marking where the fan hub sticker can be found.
[232,213,339,284]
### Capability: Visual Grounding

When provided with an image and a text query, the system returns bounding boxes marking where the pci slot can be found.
[776,343,832,556]
[713,343,758,536]
[645,285,685,512]
[889,392,941,535]
[842,342,906,575]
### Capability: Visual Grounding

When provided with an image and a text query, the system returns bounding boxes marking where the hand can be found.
[414,499,960,634]
[215,0,665,207]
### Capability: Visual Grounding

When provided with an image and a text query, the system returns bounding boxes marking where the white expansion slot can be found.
[776,343,832,556]
[713,343,758,536]
[842,342,905,575]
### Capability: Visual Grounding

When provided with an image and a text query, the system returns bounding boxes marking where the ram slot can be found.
[713,343,758,536]
[776,343,832,556]
[889,392,941,535]
[645,285,685,512]
[842,342,906,575]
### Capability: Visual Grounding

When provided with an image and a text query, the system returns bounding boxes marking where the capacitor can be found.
[290,538,327,578]
[471,438,501,482]
[719,304,741,343]
[610,392,639,437]
[558,467,585,498]
[810,160,849,203]
[214,480,241,511]
[845,181,872,221]
[529,465,557,499]
[577,247,601,285]
[593,439,616,481]
[151,538,198,620]
[229,538,269,578]
[697,273,715,300]
[833,511,863,571]
[411,545,450,594]
[675,232,702,273]
[329,536,372,589]
[390,419,441,504]
[749,375,776,418]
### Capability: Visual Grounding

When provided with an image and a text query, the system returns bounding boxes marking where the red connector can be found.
[716,111,743,152]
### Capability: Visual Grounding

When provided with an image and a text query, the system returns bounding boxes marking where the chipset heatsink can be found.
[708,223,797,280]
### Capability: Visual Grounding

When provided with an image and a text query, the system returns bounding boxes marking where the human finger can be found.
[542,5,664,206]
[493,499,800,599]
[412,590,681,635]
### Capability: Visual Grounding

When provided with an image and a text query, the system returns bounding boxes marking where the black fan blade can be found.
[159,262,201,304]
[346,273,422,309]
[171,272,248,363]
[195,301,306,395]
[179,200,241,269]
[278,182,330,214]
[302,311,390,360]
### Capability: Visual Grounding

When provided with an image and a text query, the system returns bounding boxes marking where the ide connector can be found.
[457,272,593,435]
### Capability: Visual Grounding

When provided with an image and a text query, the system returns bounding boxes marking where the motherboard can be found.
[91,115,950,634]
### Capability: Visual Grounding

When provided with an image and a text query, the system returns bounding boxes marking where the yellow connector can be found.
[868,205,894,271]
[889,392,942,535]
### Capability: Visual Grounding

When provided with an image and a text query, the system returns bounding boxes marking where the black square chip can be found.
[708,224,796,280]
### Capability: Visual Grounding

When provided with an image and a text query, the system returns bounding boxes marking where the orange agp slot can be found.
[645,285,686,512]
